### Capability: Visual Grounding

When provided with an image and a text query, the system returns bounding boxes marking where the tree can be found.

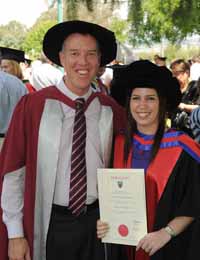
[22,20,57,59]
[48,0,129,43]
[61,0,200,44]
[109,18,130,43]
[128,0,200,44]
[64,0,99,19]
[0,21,27,49]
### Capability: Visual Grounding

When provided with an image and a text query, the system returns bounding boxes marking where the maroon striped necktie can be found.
[68,98,87,215]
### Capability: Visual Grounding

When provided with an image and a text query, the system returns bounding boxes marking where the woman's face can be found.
[1,59,13,75]
[130,88,160,135]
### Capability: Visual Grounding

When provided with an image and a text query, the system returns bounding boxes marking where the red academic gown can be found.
[0,86,126,260]
[114,132,200,260]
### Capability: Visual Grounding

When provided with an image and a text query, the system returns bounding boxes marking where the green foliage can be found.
[0,21,27,49]
[22,20,57,59]
[164,44,200,63]
[128,0,200,45]
[36,8,57,23]
[62,0,200,45]
[0,0,199,60]
[64,0,118,19]
[65,0,97,19]
[109,18,130,43]
[65,0,79,19]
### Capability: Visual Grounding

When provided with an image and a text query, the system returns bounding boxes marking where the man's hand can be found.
[97,220,109,239]
[8,237,31,260]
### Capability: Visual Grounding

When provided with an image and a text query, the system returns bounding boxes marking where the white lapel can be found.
[34,99,63,260]
[98,105,113,167]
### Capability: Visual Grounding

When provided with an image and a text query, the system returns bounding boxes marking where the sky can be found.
[0,0,48,27]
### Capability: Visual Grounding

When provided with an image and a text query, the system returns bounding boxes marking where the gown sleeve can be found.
[152,151,200,260]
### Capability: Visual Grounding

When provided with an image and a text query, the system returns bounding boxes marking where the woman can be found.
[1,58,23,80]
[97,60,200,260]
[170,59,200,136]
[0,47,35,93]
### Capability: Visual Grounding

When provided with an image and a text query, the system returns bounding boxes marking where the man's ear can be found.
[59,51,64,67]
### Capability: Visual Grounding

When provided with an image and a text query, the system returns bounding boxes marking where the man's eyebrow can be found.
[67,48,98,52]
[131,94,157,97]
[68,49,78,51]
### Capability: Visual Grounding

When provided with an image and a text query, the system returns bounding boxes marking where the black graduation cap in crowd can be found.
[109,64,128,107]
[0,47,25,63]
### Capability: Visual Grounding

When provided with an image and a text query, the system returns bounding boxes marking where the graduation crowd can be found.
[0,20,200,260]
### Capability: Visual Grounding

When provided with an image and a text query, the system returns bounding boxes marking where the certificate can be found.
[97,169,147,246]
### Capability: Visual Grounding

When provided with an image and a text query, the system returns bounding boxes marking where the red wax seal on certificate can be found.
[118,224,129,237]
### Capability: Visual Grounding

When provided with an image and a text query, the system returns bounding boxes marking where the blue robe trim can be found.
[133,130,200,163]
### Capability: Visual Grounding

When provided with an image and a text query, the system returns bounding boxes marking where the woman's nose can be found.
[139,98,147,106]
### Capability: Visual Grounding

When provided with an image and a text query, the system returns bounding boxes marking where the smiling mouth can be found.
[137,112,150,116]
[77,69,89,76]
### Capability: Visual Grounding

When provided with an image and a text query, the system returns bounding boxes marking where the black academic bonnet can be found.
[110,60,182,111]
[0,47,25,63]
[43,20,117,67]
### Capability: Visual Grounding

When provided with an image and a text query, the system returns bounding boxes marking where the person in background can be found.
[20,58,34,85]
[100,59,123,90]
[170,59,200,136]
[153,55,167,67]
[0,47,24,78]
[91,66,109,94]
[0,20,125,260]
[190,107,200,143]
[97,60,200,260]
[30,51,63,91]
[0,47,35,93]
[190,55,200,81]
[0,71,28,149]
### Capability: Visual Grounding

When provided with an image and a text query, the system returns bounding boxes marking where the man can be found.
[0,71,27,149]
[0,20,125,260]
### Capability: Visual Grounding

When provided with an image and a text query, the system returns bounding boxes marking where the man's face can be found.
[59,33,101,96]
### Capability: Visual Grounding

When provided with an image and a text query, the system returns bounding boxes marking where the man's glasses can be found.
[172,70,185,77]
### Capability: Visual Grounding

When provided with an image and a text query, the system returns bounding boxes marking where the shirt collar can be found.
[57,77,92,101]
